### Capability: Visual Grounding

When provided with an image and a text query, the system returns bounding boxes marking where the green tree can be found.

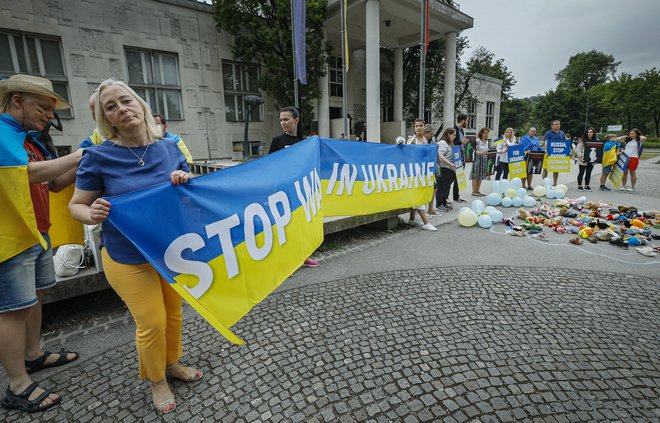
[555,50,620,90]
[456,46,516,108]
[213,0,330,131]
[636,68,660,136]
[499,98,531,132]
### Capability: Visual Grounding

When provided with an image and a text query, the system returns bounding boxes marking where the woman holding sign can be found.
[618,128,646,191]
[573,127,598,191]
[495,128,516,180]
[406,119,437,231]
[436,128,458,212]
[69,79,200,414]
[469,127,491,196]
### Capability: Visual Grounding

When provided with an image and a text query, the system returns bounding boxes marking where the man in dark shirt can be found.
[451,113,469,203]
[542,119,565,186]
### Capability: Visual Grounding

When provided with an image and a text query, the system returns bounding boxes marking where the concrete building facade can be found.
[0,0,480,159]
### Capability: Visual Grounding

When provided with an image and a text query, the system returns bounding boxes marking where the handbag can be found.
[53,244,85,277]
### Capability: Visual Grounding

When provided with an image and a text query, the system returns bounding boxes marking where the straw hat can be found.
[0,74,71,110]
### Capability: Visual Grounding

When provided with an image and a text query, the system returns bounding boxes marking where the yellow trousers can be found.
[101,249,183,381]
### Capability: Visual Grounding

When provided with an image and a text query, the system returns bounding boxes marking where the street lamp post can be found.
[243,95,264,161]
[583,72,597,134]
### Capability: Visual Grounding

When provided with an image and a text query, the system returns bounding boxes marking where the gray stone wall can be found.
[0,0,280,159]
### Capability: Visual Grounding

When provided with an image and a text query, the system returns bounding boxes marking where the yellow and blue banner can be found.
[545,139,571,173]
[608,151,629,189]
[0,114,47,263]
[451,145,467,191]
[507,145,527,179]
[106,137,436,344]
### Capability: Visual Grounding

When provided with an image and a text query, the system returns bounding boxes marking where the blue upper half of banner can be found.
[547,140,571,157]
[507,145,525,163]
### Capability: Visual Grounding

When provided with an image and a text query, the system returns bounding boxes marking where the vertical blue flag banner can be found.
[106,137,436,344]
[293,0,307,84]
[451,145,467,191]
[546,140,571,173]
[507,144,527,179]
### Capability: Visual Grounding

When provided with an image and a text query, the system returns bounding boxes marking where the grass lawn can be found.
[641,151,660,160]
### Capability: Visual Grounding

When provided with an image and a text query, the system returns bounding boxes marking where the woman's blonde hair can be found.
[94,79,161,142]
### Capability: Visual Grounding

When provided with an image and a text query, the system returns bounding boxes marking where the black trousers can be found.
[495,161,509,180]
[577,162,594,186]
[437,168,456,207]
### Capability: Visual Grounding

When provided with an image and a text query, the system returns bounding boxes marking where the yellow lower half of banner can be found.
[455,167,467,191]
[0,166,46,262]
[49,185,85,248]
[170,204,324,344]
[609,166,625,189]
[322,178,434,216]
[546,157,571,173]
[508,161,527,179]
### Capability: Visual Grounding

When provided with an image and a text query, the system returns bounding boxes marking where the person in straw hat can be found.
[0,74,83,413]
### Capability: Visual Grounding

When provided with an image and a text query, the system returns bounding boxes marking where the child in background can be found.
[600,134,620,191]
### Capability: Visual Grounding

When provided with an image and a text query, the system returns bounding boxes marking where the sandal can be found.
[0,382,60,413]
[25,349,79,374]
[166,364,203,382]
[154,397,176,414]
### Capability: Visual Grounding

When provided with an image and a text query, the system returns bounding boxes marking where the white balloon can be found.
[556,184,568,193]
[510,178,523,190]
[543,177,552,187]
[489,209,503,222]
[459,206,472,214]
[491,180,501,194]
[471,199,485,214]
[533,185,547,197]
[555,190,565,199]
[516,188,527,198]
[484,206,498,214]
[546,190,556,199]
[523,196,537,207]
[512,197,523,207]
[458,209,479,227]
[501,197,513,207]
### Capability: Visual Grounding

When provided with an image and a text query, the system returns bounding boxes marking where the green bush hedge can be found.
[644,137,660,148]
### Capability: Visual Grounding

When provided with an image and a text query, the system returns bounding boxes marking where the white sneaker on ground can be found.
[421,223,437,231]
[408,219,423,227]
[619,186,627,191]
[628,187,635,192]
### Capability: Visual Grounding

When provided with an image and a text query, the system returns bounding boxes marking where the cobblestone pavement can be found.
[3,266,659,422]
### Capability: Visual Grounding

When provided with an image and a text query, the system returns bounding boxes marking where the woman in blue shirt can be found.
[69,79,199,414]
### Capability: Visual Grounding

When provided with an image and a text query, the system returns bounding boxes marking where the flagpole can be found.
[290,0,299,108]
[418,0,427,120]
[340,0,349,138]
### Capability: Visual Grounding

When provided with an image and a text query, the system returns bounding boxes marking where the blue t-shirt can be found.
[76,138,190,264]
[543,129,565,142]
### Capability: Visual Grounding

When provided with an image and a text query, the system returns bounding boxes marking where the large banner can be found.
[107,137,437,344]
[507,145,527,179]
[452,145,467,190]
[546,140,571,173]
[608,151,629,189]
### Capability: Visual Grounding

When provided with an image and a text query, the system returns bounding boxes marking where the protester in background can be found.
[79,93,104,148]
[519,127,543,190]
[542,120,565,186]
[495,127,516,180]
[0,74,82,413]
[617,128,646,192]
[573,127,598,191]
[436,128,458,212]
[451,113,469,203]
[406,119,436,231]
[469,127,491,197]
[424,124,440,216]
[599,134,621,191]
[268,106,320,266]
[69,79,201,414]
[153,114,193,164]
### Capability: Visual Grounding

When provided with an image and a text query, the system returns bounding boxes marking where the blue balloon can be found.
[477,214,493,228]
[486,192,501,206]
[501,197,513,207]
[491,180,501,194]
[516,188,527,198]
[546,190,556,199]
[555,190,566,199]
[512,197,523,207]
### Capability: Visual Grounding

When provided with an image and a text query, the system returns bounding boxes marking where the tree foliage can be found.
[499,98,531,132]
[555,50,619,90]
[213,0,330,131]
[457,46,516,107]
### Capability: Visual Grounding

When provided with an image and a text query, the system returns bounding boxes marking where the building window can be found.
[467,98,477,129]
[0,30,72,118]
[222,61,261,122]
[125,48,183,120]
[329,56,343,97]
[485,101,495,130]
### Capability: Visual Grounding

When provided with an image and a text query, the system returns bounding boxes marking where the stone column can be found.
[365,0,380,142]
[393,48,403,123]
[443,32,457,131]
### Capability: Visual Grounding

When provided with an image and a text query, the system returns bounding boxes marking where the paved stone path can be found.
[3,266,658,422]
